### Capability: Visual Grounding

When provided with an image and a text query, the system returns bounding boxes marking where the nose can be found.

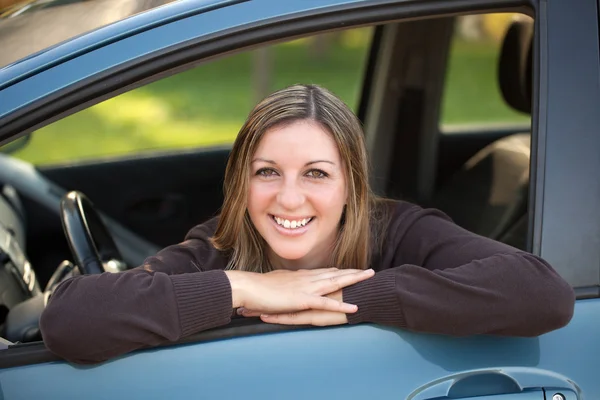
[276,177,305,210]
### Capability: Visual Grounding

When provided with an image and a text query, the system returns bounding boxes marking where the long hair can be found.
[211,84,387,272]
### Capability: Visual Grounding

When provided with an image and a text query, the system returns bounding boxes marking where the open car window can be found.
[8,27,373,165]
[2,11,535,254]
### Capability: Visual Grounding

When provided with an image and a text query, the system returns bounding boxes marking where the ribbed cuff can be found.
[170,270,232,337]
[342,269,406,327]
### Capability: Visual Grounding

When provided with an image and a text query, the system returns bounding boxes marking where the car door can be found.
[0,0,598,399]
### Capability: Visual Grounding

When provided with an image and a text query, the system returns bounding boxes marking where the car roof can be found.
[0,0,240,86]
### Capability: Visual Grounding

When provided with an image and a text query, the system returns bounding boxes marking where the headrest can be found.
[498,17,533,114]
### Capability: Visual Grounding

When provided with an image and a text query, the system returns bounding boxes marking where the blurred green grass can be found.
[13,31,529,165]
[441,39,528,124]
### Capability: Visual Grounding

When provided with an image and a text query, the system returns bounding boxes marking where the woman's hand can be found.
[261,309,347,326]
[225,268,373,315]
[240,289,349,326]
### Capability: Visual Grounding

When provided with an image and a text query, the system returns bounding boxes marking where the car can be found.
[0,0,597,398]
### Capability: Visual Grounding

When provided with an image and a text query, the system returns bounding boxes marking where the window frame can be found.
[534,0,600,294]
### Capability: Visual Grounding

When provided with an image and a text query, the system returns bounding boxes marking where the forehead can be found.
[254,120,340,159]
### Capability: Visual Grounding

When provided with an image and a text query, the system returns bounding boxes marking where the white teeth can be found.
[273,216,312,229]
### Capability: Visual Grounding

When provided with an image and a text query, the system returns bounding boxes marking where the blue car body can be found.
[0,0,599,398]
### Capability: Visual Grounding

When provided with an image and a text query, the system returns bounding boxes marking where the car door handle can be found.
[415,393,562,400]
[408,367,579,400]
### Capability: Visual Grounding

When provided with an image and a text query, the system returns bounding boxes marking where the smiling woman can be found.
[212,84,370,275]
[39,84,575,364]
[247,122,348,269]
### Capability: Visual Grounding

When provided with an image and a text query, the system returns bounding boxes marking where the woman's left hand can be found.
[261,309,347,326]
[238,290,348,326]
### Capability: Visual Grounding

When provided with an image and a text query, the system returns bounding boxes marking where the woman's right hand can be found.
[224,268,374,315]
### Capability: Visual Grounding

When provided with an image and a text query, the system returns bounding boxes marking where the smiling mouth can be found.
[270,215,314,229]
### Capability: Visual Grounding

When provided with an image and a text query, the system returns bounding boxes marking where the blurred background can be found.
[0,1,528,165]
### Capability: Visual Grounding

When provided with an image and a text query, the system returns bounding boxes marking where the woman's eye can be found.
[256,168,277,177]
[306,169,328,179]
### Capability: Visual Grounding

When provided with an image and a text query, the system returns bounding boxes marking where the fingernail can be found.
[364,269,374,273]
[236,308,244,315]
[261,314,270,318]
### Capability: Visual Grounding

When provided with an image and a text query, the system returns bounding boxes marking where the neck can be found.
[268,246,333,271]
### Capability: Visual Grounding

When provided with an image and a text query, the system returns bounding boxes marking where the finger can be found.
[268,268,337,275]
[312,269,374,295]
[301,267,339,275]
[239,308,262,317]
[311,269,367,282]
[267,269,292,275]
[300,294,358,313]
[261,310,347,326]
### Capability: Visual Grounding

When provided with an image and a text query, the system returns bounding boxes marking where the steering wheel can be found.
[60,191,125,274]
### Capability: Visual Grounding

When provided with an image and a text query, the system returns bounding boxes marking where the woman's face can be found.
[247,120,347,269]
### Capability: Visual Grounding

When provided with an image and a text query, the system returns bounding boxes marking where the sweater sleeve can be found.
[40,220,232,364]
[343,204,575,337]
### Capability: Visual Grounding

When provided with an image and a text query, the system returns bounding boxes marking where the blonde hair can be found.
[211,84,386,272]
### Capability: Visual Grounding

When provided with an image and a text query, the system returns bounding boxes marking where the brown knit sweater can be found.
[39,201,575,364]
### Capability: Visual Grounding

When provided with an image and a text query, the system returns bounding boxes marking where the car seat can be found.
[431,17,533,247]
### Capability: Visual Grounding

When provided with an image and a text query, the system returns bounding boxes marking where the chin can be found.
[270,245,311,262]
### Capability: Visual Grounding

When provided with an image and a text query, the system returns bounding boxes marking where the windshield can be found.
[0,0,177,69]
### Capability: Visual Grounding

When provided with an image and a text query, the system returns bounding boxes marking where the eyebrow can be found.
[251,158,335,166]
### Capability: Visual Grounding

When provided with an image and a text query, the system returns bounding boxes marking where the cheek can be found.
[247,182,275,214]
[309,183,347,215]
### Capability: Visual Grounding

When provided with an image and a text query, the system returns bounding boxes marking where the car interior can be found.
[432,16,533,248]
[0,13,534,347]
